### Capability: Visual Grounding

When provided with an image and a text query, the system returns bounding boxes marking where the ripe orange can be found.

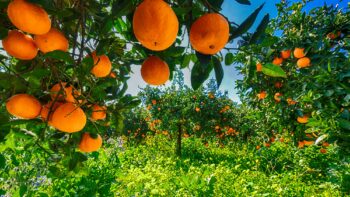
[109,72,117,78]
[195,107,200,112]
[91,104,107,121]
[322,142,330,147]
[264,143,271,148]
[281,50,291,59]
[274,92,282,102]
[272,57,283,66]
[7,0,51,35]
[320,148,327,154]
[51,103,87,133]
[79,133,102,153]
[34,28,69,53]
[327,31,341,40]
[152,100,157,105]
[298,141,305,148]
[274,82,283,88]
[91,52,112,78]
[287,98,297,105]
[303,140,314,146]
[256,63,262,72]
[297,115,309,124]
[40,101,63,122]
[256,145,261,150]
[50,82,82,103]
[257,91,267,100]
[141,56,170,86]
[297,57,311,68]
[293,48,305,58]
[279,138,284,143]
[2,30,38,60]
[190,13,229,55]
[133,0,178,51]
[6,94,41,119]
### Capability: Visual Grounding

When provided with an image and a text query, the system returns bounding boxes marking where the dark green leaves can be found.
[44,51,74,64]
[249,14,270,44]
[339,118,350,130]
[225,53,234,66]
[262,63,287,78]
[191,61,213,90]
[213,57,224,87]
[235,0,251,5]
[230,3,265,40]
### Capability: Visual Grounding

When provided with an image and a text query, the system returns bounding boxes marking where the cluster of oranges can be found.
[1,0,119,153]
[256,47,313,123]
[134,0,229,86]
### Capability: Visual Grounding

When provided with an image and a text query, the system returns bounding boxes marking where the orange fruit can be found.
[7,0,51,35]
[256,145,261,150]
[293,48,305,58]
[264,143,271,148]
[34,28,69,53]
[257,91,267,100]
[51,103,87,133]
[287,98,297,105]
[297,115,309,124]
[40,101,63,122]
[272,57,283,66]
[303,140,314,146]
[297,57,311,68]
[50,82,82,103]
[90,52,112,78]
[141,56,170,86]
[190,13,229,55]
[91,104,107,121]
[298,141,305,148]
[322,142,330,147]
[133,0,178,51]
[256,63,262,72]
[2,30,38,60]
[320,148,327,154]
[274,92,282,102]
[279,138,284,143]
[327,31,341,40]
[195,107,200,112]
[281,50,291,59]
[274,82,283,88]
[6,94,41,119]
[79,133,102,153]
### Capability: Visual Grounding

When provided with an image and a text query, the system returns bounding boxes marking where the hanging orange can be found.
[274,92,282,102]
[91,52,112,78]
[7,0,51,35]
[91,104,107,121]
[141,56,170,86]
[297,115,309,124]
[281,50,291,59]
[50,82,83,103]
[6,94,41,119]
[51,103,87,133]
[133,0,179,51]
[297,57,311,68]
[40,101,63,123]
[79,133,103,153]
[34,28,69,53]
[257,91,267,100]
[293,48,305,58]
[2,30,38,60]
[256,63,262,72]
[190,13,229,55]
[272,57,283,66]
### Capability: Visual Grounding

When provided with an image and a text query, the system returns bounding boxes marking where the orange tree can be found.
[231,1,350,152]
[0,0,269,168]
[124,70,242,156]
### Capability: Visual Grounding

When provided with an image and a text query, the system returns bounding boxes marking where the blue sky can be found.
[126,0,348,102]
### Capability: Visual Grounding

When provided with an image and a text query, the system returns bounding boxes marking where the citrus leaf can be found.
[191,61,213,90]
[235,0,251,5]
[225,53,234,66]
[230,3,265,40]
[339,118,350,130]
[44,51,74,64]
[212,57,224,87]
[262,63,287,78]
[196,52,212,65]
[249,14,270,44]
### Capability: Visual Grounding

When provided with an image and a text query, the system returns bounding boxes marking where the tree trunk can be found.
[176,123,182,157]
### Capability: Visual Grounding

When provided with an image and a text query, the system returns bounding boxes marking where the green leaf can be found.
[0,26,8,39]
[181,54,192,69]
[44,51,74,64]
[235,0,251,5]
[212,57,224,87]
[249,14,270,44]
[0,154,5,169]
[225,53,234,66]
[339,118,350,130]
[230,3,265,40]
[196,52,212,65]
[191,61,213,90]
[262,63,287,78]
